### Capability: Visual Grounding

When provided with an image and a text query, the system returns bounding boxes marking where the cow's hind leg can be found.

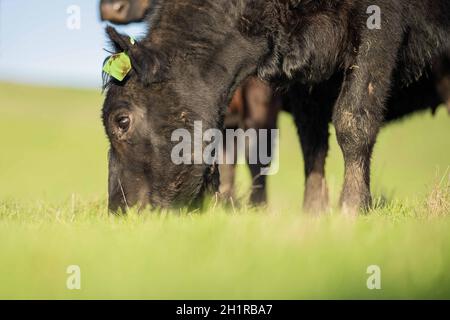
[289,84,334,214]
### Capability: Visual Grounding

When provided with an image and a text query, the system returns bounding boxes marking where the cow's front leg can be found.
[333,65,392,215]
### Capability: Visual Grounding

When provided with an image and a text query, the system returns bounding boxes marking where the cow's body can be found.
[258,0,450,213]
[102,0,450,213]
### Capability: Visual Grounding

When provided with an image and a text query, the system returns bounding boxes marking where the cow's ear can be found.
[106,26,167,86]
[106,26,134,53]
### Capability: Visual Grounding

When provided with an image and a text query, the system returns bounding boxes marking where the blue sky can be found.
[0,0,147,88]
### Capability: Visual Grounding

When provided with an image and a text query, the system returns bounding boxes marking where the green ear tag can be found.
[103,52,132,82]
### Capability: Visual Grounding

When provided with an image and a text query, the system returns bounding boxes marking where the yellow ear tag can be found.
[103,52,132,82]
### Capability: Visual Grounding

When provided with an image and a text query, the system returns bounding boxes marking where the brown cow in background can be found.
[222,78,281,205]
[100,0,282,205]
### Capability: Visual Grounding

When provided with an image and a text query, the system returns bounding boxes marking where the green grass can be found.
[0,82,449,299]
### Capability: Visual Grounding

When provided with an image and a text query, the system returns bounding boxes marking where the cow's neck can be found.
[147,0,269,129]
[177,33,267,131]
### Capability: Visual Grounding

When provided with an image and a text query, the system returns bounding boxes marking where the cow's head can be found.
[101,0,269,212]
[102,27,222,212]
[100,0,151,24]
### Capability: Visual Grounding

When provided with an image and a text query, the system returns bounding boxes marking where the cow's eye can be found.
[116,115,131,131]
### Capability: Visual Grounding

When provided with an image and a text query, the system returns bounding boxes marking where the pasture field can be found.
[0,82,449,299]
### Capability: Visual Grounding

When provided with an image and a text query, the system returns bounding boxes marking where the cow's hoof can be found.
[303,201,329,215]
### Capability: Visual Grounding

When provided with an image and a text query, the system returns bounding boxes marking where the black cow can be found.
[101,0,282,206]
[102,0,449,214]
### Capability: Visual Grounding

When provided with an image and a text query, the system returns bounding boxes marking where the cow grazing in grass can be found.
[102,0,449,214]
[101,0,282,206]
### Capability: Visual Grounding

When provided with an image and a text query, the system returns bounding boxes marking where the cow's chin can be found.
[108,155,220,212]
